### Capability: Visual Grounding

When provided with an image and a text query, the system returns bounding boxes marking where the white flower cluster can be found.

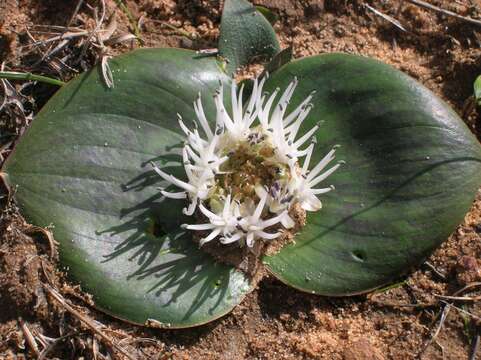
[152,76,341,247]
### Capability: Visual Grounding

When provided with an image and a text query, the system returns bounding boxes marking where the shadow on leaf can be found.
[98,153,236,323]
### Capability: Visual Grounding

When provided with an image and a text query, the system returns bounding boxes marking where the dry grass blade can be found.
[113,0,142,41]
[80,0,107,58]
[444,302,481,322]
[28,30,89,47]
[364,4,407,32]
[0,80,8,112]
[434,294,481,302]
[37,331,80,360]
[434,340,446,360]
[24,225,58,259]
[419,304,451,357]
[42,38,71,62]
[104,33,137,46]
[93,335,100,360]
[0,68,32,140]
[98,13,118,43]
[67,0,84,27]
[423,261,448,281]
[18,318,40,357]
[101,55,114,88]
[403,0,481,27]
[469,330,480,360]
[453,282,481,296]
[43,284,137,360]
[369,297,434,308]
[118,337,159,346]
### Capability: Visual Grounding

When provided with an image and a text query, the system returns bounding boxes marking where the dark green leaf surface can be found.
[255,5,279,25]
[263,46,293,76]
[2,48,251,327]
[263,54,481,295]
[219,0,280,74]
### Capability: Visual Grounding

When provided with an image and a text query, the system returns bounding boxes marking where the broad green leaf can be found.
[219,0,280,74]
[262,54,481,295]
[2,48,252,328]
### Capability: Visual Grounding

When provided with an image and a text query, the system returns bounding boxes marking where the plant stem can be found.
[0,71,65,87]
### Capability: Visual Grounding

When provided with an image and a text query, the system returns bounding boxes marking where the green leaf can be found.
[219,0,281,74]
[262,54,481,295]
[474,75,481,106]
[2,48,252,328]
[256,5,279,25]
[263,46,293,75]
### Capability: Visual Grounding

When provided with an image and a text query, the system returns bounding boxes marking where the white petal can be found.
[259,88,279,128]
[311,187,333,195]
[283,93,314,127]
[309,163,340,186]
[220,232,244,244]
[253,190,268,220]
[281,213,295,229]
[302,143,315,173]
[186,223,217,231]
[261,211,287,228]
[198,202,219,220]
[200,228,221,246]
[306,148,336,180]
[300,196,322,212]
[161,191,187,200]
[152,164,196,193]
[194,95,214,139]
[256,231,282,240]
[222,194,232,218]
[246,232,255,247]
[293,124,319,148]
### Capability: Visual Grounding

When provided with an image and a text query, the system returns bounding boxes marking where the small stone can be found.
[334,24,346,37]
[456,255,481,286]
[304,2,324,17]
[181,38,193,48]
[474,223,481,234]
[310,22,321,33]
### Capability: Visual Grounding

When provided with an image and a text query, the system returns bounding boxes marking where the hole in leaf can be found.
[351,250,366,262]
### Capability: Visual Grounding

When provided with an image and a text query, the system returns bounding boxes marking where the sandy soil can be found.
[1,0,481,359]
